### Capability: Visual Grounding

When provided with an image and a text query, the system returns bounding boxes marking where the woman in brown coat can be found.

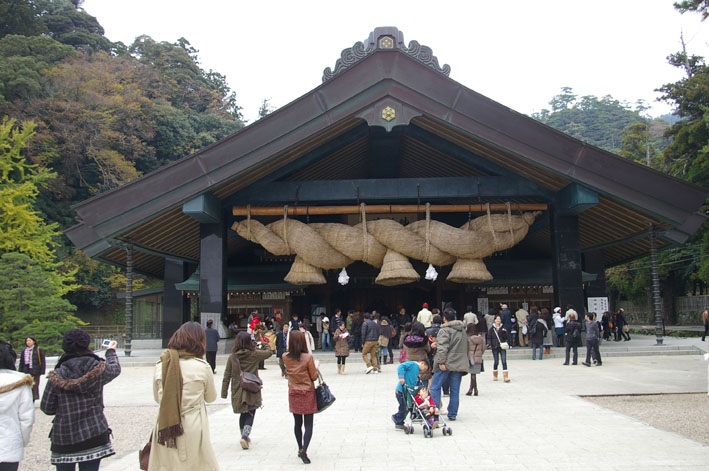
[333,320,350,374]
[465,323,486,396]
[221,332,272,450]
[283,331,319,464]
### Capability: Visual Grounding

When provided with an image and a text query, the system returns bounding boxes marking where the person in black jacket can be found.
[276,323,289,378]
[487,315,510,382]
[529,314,548,360]
[19,336,46,401]
[616,308,631,341]
[563,311,582,365]
[361,312,380,373]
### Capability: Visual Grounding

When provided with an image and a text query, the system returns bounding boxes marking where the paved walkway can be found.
[24,336,709,470]
[94,347,708,471]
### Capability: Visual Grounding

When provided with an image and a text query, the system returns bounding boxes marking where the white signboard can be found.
[587,297,609,315]
[477,298,489,314]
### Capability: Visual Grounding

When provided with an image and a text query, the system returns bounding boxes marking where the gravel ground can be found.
[584,393,709,446]
[19,404,228,471]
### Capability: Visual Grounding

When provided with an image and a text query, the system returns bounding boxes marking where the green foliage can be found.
[532,89,660,153]
[0,0,45,39]
[0,34,76,104]
[674,0,709,20]
[0,117,61,262]
[619,122,661,167]
[657,56,709,186]
[0,252,81,355]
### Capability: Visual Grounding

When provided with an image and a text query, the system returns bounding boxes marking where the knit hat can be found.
[61,329,91,353]
[422,303,429,308]
[553,307,562,313]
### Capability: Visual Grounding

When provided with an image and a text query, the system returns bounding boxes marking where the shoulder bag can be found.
[138,433,151,470]
[493,328,509,350]
[315,370,336,413]
[235,356,262,393]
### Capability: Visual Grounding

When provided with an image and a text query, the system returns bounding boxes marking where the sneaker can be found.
[447,416,456,421]
[582,362,591,367]
[394,423,404,430]
[240,437,249,449]
[432,421,439,429]
[365,366,374,374]
[373,370,381,374]
[596,362,602,366]
[593,360,598,365]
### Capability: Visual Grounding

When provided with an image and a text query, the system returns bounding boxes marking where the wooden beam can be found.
[233,203,547,216]
[227,176,554,205]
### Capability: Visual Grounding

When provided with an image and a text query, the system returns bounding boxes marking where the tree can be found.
[619,122,659,167]
[0,252,81,354]
[657,52,709,187]
[0,0,45,38]
[0,117,61,261]
[0,118,80,353]
[674,0,709,20]
[257,97,274,119]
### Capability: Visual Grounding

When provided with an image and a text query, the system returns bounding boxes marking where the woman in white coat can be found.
[0,340,34,471]
[148,323,218,471]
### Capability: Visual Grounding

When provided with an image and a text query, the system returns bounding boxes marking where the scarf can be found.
[0,374,34,394]
[157,349,199,448]
[24,347,33,369]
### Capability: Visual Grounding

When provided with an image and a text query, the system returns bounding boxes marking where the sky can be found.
[82,0,709,124]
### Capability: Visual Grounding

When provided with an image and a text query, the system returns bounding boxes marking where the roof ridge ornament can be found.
[322,27,450,82]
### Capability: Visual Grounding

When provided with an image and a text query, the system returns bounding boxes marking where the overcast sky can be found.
[82,0,708,124]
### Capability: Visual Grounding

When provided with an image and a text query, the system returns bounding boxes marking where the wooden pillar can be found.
[583,250,607,298]
[199,219,227,329]
[163,258,190,347]
[550,208,585,314]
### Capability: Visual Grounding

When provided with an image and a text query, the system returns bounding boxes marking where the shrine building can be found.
[65,28,708,345]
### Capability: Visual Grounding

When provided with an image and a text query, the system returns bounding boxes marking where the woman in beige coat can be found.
[333,320,350,374]
[149,322,218,471]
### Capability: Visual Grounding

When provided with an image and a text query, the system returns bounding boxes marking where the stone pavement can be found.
[90,342,709,471]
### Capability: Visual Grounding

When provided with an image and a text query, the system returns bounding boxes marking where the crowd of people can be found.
[0,301,643,470]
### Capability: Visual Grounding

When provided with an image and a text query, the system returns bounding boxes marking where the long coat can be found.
[149,357,218,471]
[333,327,350,357]
[221,348,272,414]
[432,321,469,374]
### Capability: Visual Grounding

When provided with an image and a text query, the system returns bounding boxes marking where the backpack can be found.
[528,320,537,337]
[378,334,390,347]
[572,323,581,339]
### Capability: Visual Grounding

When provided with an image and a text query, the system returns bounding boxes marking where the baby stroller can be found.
[402,384,452,438]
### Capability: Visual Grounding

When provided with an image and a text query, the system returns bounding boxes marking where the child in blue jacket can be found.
[391,360,428,429]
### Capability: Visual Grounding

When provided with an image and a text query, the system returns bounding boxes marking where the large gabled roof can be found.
[65,27,708,278]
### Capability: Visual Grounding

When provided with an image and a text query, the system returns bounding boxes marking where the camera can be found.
[101,339,113,348]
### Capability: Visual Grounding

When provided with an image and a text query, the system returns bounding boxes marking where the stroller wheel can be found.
[444,427,453,436]
[423,429,431,438]
[404,425,412,434]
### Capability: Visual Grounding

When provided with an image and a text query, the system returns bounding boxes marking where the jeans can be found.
[585,339,601,364]
[393,390,407,425]
[379,346,388,360]
[56,460,101,471]
[564,344,578,364]
[510,332,519,347]
[430,370,462,419]
[321,332,332,351]
[532,343,543,360]
[491,348,507,370]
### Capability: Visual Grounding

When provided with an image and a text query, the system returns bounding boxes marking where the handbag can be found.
[493,328,509,350]
[235,357,262,393]
[138,434,151,470]
[622,325,629,333]
[398,349,407,363]
[315,370,336,413]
